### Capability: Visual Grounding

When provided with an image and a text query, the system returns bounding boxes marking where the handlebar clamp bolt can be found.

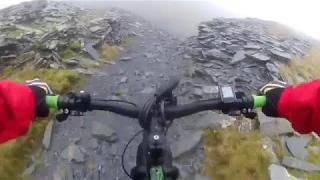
[153,135,160,140]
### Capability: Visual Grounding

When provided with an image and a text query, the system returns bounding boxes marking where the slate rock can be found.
[193,174,210,180]
[69,138,81,144]
[22,163,36,176]
[145,72,155,77]
[141,87,155,94]
[88,138,99,149]
[143,52,154,58]
[193,88,203,97]
[189,48,204,56]
[248,53,270,61]
[64,58,80,66]
[230,50,246,64]
[261,136,279,164]
[244,43,261,50]
[120,76,128,83]
[226,44,242,53]
[270,49,292,61]
[282,156,320,172]
[172,131,203,158]
[242,68,251,74]
[91,121,117,142]
[60,144,86,163]
[285,136,310,160]
[85,43,100,60]
[202,63,214,68]
[268,164,300,180]
[202,85,219,94]
[197,32,216,40]
[257,111,294,135]
[280,136,292,155]
[206,49,230,61]
[266,62,280,75]
[42,120,54,150]
[119,57,133,62]
[196,111,236,129]
[89,26,103,33]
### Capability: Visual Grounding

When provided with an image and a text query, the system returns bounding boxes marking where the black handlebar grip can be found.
[154,78,180,99]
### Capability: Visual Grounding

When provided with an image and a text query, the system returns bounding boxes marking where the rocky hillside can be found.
[0,0,127,74]
[183,18,311,95]
[182,18,320,179]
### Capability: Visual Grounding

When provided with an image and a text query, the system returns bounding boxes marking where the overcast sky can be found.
[1,0,319,39]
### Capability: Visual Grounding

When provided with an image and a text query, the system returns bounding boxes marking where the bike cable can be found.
[122,129,143,179]
[95,99,140,178]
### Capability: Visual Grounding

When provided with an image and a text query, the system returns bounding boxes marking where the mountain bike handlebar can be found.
[45,83,266,180]
[45,94,266,119]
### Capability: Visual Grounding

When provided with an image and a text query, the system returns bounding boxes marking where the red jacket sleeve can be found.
[278,80,320,135]
[0,80,35,143]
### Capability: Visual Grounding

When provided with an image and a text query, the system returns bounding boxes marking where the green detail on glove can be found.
[46,95,59,109]
[252,95,266,108]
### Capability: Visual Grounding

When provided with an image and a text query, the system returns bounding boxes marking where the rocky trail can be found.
[31,9,215,180]
[10,1,320,180]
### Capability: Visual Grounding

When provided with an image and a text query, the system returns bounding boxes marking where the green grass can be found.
[265,48,320,179]
[278,49,320,84]
[0,36,126,179]
[69,40,81,50]
[269,135,285,159]
[6,29,24,38]
[285,137,320,179]
[203,128,270,180]
[25,24,45,31]
[51,24,57,31]
[59,49,78,60]
[123,37,135,47]
[116,89,127,97]
[101,44,119,62]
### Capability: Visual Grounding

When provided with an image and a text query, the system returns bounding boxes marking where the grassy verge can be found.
[203,128,270,179]
[0,67,84,180]
[275,48,320,179]
[101,43,119,62]
[278,49,320,83]
[0,32,132,179]
[287,137,320,179]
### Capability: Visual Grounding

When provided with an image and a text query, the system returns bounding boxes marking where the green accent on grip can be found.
[252,95,266,108]
[150,166,164,180]
[46,95,59,109]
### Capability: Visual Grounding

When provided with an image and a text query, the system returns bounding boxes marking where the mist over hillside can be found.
[64,1,239,37]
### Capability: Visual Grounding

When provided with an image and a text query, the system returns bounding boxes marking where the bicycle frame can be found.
[131,116,179,180]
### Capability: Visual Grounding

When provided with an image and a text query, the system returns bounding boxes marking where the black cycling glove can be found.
[26,79,54,118]
[258,81,287,117]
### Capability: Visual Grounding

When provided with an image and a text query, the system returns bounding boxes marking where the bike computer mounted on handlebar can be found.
[45,78,267,180]
[220,86,236,103]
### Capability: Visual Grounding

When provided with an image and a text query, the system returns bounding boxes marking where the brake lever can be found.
[56,109,70,122]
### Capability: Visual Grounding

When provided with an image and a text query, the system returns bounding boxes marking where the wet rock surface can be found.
[33,7,209,180]
[184,18,311,93]
[0,0,126,74]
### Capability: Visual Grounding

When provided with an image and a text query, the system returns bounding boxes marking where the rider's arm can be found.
[277,80,320,135]
[0,80,36,143]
